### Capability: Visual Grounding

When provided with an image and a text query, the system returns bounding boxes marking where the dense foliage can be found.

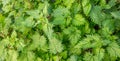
[0,0,120,61]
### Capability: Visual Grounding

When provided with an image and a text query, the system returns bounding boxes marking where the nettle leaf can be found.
[72,14,86,26]
[24,0,32,9]
[107,42,120,59]
[68,27,81,46]
[6,50,18,61]
[63,26,74,35]
[101,27,112,37]
[102,19,115,33]
[13,1,22,9]
[15,38,25,51]
[100,0,106,7]
[111,11,120,20]
[52,6,70,17]
[39,36,48,51]
[0,38,9,61]
[9,30,18,46]
[68,55,78,61]
[0,14,5,30]
[14,14,29,33]
[28,32,47,51]
[75,34,102,49]
[105,0,117,9]
[94,48,105,61]
[52,16,65,25]
[38,3,45,11]
[90,6,105,26]
[14,16,34,34]
[82,0,92,16]
[18,51,27,61]
[11,30,17,38]
[42,23,63,54]
[71,2,81,14]
[2,4,12,13]
[74,38,90,49]
[115,19,120,30]
[65,16,72,26]
[70,48,81,55]
[83,52,94,61]
[39,36,47,48]
[69,31,81,46]
[24,16,35,28]
[43,1,49,16]
[18,51,35,61]
[36,57,43,61]
[2,0,10,6]
[53,55,59,61]
[26,10,40,19]
[84,22,91,33]
[43,23,53,40]
[0,14,5,23]
[27,51,36,61]
[63,0,75,9]
[60,51,68,59]
[52,6,70,25]
[49,37,63,54]
[84,48,104,61]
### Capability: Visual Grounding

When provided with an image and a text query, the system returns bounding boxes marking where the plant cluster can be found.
[0,0,120,61]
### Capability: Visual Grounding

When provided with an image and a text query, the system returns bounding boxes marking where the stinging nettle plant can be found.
[0,0,120,61]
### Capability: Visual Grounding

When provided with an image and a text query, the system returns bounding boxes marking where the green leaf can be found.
[43,1,49,16]
[6,50,18,61]
[53,6,70,17]
[70,55,78,61]
[18,51,35,61]
[115,19,120,30]
[75,34,102,49]
[68,55,78,61]
[52,16,65,25]
[11,30,17,38]
[107,42,120,59]
[105,0,117,9]
[111,11,120,20]
[0,14,5,23]
[27,51,35,61]
[53,55,59,61]
[36,57,43,61]
[71,3,81,15]
[72,14,86,26]
[26,10,40,19]
[49,37,63,54]
[9,30,18,46]
[0,41,5,58]
[43,23,53,40]
[83,52,94,61]
[69,28,81,46]
[90,6,105,26]
[94,48,105,61]
[52,6,70,25]
[2,0,10,6]
[24,16,35,28]
[2,4,12,13]
[100,0,106,7]
[63,0,75,9]
[60,51,68,59]
[102,19,115,33]
[28,32,47,51]
[82,0,92,16]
